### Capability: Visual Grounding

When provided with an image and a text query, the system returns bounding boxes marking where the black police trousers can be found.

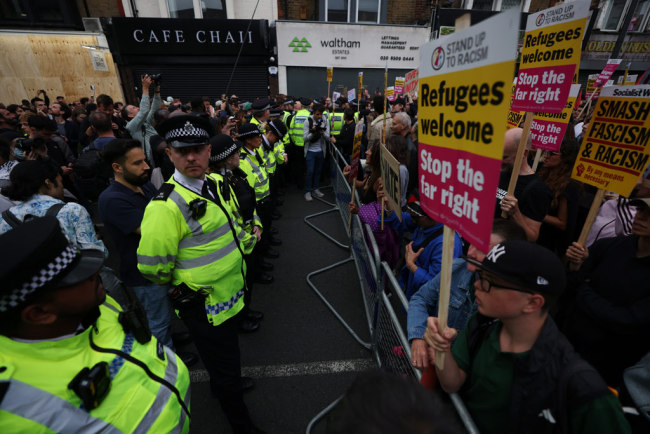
[180,306,252,434]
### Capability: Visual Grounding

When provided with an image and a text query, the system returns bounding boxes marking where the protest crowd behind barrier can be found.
[1,0,650,432]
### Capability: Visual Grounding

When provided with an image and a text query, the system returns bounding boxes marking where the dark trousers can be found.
[287,144,305,188]
[256,197,273,254]
[243,254,255,312]
[180,308,252,434]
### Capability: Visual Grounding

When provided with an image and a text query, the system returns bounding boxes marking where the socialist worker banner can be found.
[531,84,581,152]
[511,0,589,113]
[418,9,519,252]
[572,86,650,196]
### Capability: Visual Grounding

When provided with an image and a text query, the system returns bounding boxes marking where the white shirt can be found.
[173,168,214,199]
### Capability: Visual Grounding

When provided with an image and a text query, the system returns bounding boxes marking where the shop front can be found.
[102,17,270,103]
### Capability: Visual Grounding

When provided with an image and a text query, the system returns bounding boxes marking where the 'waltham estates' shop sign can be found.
[276,21,428,69]
[105,18,269,56]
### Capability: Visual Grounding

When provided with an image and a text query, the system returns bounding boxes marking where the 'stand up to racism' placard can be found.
[418,9,519,252]
[511,0,589,113]
[572,86,650,196]
[531,84,581,152]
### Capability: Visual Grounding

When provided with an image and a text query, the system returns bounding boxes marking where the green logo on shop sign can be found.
[289,37,311,53]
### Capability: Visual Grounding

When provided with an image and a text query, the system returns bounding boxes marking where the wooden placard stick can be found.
[348,183,356,234]
[576,189,606,246]
[502,112,534,218]
[434,225,456,370]
[531,148,543,172]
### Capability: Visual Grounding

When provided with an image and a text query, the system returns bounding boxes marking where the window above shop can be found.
[0,0,82,29]
[167,0,228,18]
[167,0,195,18]
[202,0,227,19]
[598,0,650,32]
[357,0,380,23]
[326,0,350,22]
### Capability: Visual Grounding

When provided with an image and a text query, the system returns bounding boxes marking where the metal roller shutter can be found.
[131,64,268,102]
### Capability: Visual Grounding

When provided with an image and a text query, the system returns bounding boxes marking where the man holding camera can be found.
[302,104,329,202]
[122,74,161,169]
[137,115,263,434]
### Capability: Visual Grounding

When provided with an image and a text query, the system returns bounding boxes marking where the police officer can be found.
[288,99,311,188]
[237,124,277,281]
[207,134,263,333]
[0,216,191,433]
[249,98,271,133]
[263,118,288,225]
[137,115,263,434]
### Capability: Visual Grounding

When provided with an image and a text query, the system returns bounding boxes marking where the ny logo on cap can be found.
[537,276,549,285]
[487,245,506,263]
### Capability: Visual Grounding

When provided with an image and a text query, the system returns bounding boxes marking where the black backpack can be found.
[2,202,65,228]
[74,143,112,201]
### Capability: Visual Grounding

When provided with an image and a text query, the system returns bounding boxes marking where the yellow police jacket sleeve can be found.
[274,141,286,164]
[137,201,183,285]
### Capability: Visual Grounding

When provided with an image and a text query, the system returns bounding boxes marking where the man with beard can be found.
[98,139,181,354]
[0,108,21,141]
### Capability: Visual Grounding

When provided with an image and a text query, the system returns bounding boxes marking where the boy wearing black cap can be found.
[0,217,191,432]
[425,241,630,434]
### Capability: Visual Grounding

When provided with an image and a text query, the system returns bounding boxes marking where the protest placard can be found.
[380,144,402,221]
[348,121,365,231]
[594,59,622,88]
[530,83,581,152]
[358,72,363,100]
[387,86,395,101]
[348,121,364,182]
[418,8,519,252]
[511,0,589,113]
[347,88,356,102]
[507,79,525,129]
[572,85,650,197]
[404,68,419,97]
[326,67,333,82]
[585,73,598,99]
[332,91,341,102]
[618,74,638,85]
[395,77,405,95]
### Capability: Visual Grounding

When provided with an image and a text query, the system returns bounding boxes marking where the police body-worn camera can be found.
[68,362,111,410]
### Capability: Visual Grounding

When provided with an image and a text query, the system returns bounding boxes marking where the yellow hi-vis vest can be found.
[207,171,259,255]
[281,111,292,147]
[257,136,277,175]
[289,109,310,147]
[239,147,270,202]
[0,297,191,434]
[249,116,266,133]
[137,176,247,326]
[330,111,344,136]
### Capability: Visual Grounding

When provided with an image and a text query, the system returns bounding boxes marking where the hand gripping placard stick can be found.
[502,112,534,218]
[434,226,457,370]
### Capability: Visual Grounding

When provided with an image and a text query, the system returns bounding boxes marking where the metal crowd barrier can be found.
[305,144,478,433]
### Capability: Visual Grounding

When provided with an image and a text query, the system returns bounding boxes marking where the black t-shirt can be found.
[98,180,157,286]
[495,171,552,222]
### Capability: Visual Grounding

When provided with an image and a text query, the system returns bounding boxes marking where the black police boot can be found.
[259,260,274,271]
[255,272,274,284]
[242,376,255,391]
[247,310,264,321]
[239,319,260,333]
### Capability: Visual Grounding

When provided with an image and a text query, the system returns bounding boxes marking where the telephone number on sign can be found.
[379,56,415,61]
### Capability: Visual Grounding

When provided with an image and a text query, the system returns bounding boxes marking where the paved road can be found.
[173,183,374,433]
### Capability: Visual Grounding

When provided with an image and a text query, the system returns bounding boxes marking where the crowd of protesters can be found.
[0,76,647,434]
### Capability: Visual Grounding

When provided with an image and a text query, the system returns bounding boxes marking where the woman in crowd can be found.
[536,137,581,255]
